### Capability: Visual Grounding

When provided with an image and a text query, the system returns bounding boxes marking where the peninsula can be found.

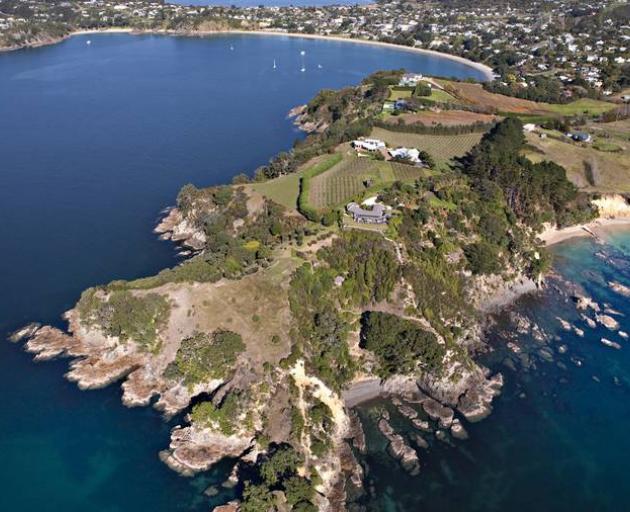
[11,65,630,512]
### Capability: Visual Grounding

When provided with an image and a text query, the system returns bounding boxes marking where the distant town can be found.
[1,0,629,98]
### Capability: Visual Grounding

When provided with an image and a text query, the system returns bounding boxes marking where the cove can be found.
[0,33,486,512]
[356,228,630,512]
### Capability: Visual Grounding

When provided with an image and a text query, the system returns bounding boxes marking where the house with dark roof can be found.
[346,202,391,224]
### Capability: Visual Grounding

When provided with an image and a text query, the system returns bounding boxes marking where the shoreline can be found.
[539,217,630,246]
[2,27,494,80]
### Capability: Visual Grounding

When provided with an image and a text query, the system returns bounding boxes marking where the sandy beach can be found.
[539,217,630,246]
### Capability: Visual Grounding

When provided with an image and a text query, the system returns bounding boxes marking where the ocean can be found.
[356,229,630,511]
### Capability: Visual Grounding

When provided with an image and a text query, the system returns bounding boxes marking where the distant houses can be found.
[346,202,391,224]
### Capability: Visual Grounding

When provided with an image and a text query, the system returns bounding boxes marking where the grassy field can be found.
[248,173,301,210]
[307,152,426,209]
[545,98,617,116]
[524,132,630,193]
[436,79,616,119]
[425,87,457,103]
[388,86,413,100]
[371,127,483,166]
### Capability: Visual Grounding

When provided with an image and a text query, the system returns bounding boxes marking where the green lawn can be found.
[249,173,301,210]
[545,98,616,116]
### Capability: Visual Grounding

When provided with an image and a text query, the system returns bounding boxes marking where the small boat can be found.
[273,59,277,69]
[86,40,91,45]
[230,45,234,51]
[317,64,323,69]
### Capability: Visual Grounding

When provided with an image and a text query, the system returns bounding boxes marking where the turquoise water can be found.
[0,33,486,511]
[357,229,630,511]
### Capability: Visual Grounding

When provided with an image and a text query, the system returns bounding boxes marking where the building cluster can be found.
[1,0,629,92]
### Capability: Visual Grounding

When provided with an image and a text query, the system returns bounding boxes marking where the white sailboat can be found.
[273,59,277,69]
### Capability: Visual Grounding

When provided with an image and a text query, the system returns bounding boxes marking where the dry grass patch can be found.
[154,255,301,372]
[524,132,630,193]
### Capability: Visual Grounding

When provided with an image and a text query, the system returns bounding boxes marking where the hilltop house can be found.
[399,73,424,87]
[352,138,386,152]
[388,147,421,164]
[346,202,391,224]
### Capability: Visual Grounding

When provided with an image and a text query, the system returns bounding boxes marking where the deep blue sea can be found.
[0,33,486,512]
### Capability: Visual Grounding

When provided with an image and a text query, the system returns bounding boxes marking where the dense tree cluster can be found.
[165,330,245,385]
[288,264,355,390]
[240,446,318,512]
[461,117,595,227]
[360,311,445,378]
[319,231,399,305]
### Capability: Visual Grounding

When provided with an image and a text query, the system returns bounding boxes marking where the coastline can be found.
[1,27,494,80]
[540,217,630,246]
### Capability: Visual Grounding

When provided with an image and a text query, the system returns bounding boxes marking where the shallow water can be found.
[0,33,486,511]
[357,230,630,511]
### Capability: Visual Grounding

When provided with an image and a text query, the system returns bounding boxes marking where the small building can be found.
[570,131,592,143]
[523,123,537,133]
[388,147,421,164]
[352,138,386,152]
[394,99,410,111]
[399,73,424,87]
[346,202,391,224]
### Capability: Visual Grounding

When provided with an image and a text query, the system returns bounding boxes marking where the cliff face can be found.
[592,194,630,218]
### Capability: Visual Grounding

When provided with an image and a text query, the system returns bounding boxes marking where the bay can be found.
[0,32,485,511]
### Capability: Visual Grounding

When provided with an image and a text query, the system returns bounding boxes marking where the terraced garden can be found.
[307,155,425,209]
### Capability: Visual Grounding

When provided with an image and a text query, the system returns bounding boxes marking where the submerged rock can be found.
[609,281,630,298]
[450,419,468,440]
[601,338,622,350]
[411,433,429,450]
[377,417,420,475]
[556,317,572,331]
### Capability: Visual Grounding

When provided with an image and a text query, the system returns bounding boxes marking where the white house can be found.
[352,138,386,152]
[523,123,537,133]
[399,73,424,87]
[388,147,421,163]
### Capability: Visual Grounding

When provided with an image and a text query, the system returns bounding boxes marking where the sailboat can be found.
[273,59,277,70]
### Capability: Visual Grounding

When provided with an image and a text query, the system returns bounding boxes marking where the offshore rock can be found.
[422,398,454,428]
[212,501,240,512]
[596,314,620,331]
[450,419,469,440]
[456,372,503,423]
[160,424,253,477]
[377,418,420,475]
